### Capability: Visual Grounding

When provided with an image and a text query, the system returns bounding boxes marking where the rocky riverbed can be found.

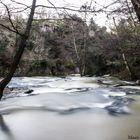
[0,76,140,140]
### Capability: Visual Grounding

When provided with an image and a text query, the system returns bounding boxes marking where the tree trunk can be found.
[131,0,140,22]
[113,17,136,80]
[122,53,136,80]
[0,0,36,100]
[71,22,84,76]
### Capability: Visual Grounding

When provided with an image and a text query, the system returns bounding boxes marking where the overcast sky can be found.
[43,0,114,27]
[2,0,115,27]
[4,0,112,7]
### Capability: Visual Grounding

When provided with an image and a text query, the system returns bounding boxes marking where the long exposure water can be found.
[0,76,140,140]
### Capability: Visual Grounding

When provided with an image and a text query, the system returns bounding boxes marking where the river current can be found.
[0,76,140,140]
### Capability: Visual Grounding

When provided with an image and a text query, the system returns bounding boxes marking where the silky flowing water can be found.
[0,76,140,140]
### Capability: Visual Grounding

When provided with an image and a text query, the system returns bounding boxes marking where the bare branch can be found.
[47,0,56,9]
[35,5,101,13]
[0,0,21,35]
[10,0,30,8]
[126,0,137,26]
[11,7,31,13]
[0,23,23,35]
[35,3,123,14]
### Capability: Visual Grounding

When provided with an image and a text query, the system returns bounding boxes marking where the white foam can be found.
[108,91,126,97]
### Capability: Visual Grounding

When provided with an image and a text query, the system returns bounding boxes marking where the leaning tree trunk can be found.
[131,0,140,22]
[0,0,36,100]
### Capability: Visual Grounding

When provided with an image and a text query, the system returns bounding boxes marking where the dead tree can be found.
[0,0,37,100]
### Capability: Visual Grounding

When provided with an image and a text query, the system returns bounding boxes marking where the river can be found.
[0,76,140,140]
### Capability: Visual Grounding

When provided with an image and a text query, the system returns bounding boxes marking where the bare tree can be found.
[0,0,37,100]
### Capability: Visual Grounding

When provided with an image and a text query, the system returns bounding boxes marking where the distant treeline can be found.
[0,15,140,80]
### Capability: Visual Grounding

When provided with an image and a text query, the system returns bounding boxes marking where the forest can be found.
[0,0,140,81]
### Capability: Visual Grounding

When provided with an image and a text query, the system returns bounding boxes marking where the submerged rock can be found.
[105,96,135,115]
[59,107,90,115]
[3,87,13,95]
[65,87,92,93]
[111,87,140,95]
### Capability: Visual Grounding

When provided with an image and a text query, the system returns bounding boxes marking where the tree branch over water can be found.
[0,0,37,100]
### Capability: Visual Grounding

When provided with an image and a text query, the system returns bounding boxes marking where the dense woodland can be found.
[1,15,140,78]
[0,0,140,99]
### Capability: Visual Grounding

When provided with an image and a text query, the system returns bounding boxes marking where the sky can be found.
[1,0,115,27]
[4,0,112,7]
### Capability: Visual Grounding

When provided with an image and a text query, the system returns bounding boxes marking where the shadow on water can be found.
[0,115,15,140]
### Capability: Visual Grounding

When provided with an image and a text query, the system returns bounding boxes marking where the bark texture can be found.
[0,0,36,100]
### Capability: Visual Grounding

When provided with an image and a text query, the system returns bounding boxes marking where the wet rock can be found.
[3,87,13,95]
[110,87,140,95]
[105,106,129,116]
[136,80,140,85]
[97,79,103,84]
[97,76,135,87]
[125,89,140,95]
[2,87,36,100]
[65,87,92,92]
[24,89,34,94]
[109,96,135,103]
[105,96,135,115]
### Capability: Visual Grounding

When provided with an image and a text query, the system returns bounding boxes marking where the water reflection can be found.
[0,115,15,140]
